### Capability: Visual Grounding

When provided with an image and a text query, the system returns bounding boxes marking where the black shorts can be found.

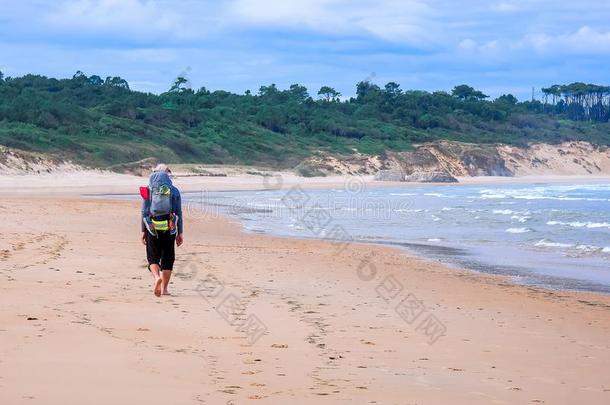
[146,231,176,271]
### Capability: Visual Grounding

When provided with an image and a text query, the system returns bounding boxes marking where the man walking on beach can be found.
[141,164,183,296]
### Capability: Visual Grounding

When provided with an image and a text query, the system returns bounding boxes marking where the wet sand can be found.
[1,181,610,404]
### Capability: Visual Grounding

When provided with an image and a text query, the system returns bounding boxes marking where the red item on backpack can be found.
[139,186,150,200]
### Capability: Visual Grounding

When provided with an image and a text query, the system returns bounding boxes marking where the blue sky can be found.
[1,0,609,99]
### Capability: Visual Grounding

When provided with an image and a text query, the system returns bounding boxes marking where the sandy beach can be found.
[3,166,610,195]
[1,175,610,404]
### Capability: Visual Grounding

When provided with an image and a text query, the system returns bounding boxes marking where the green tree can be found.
[88,75,104,86]
[169,76,189,92]
[452,84,489,101]
[72,70,86,80]
[258,84,278,97]
[1,72,609,169]
[496,94,518,105]
[71,71,88,87]
[384,82,401,97]
[197,86,210,95]
[356,81,380,100]
[104,76,130,89]
[289,84,310,103]
[317,86,340,102]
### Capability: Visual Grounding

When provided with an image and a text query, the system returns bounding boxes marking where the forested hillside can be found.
[0,71,609,168]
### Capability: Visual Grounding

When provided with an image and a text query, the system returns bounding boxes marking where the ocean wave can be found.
[511,215,531,223]
[478,187,610,201]
[506,227,532,233]
[544,184,610,192]
[492,209,531,222]
[427,238,442,242]
[479,193,507,199]
[535,240,610,256]
[389,193,416,196]
[493,209,514,215]
[575,244,603,253]
[547,220,610,229]
[535,239,574,248]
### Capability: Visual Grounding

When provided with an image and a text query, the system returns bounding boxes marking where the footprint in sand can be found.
[241,370,262,375]
[248,395,266,400]
[221,385,242,394]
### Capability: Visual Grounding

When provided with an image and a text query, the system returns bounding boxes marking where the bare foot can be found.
[161,290,171,296]
[153,278,163,297]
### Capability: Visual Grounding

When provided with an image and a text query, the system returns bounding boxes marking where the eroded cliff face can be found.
[386,142,512,177]
[498,142,610,176]
[295,141,610,178]
[0,146,81,175]
[3,141,610,178]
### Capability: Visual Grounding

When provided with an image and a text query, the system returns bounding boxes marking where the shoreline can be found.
[15,169,610,298]
[56,173,610,296]
[176,177,610,296]
[2,169,610,196]
[200,214,610,296]
[2,177,610,403]
[89,191,610,304]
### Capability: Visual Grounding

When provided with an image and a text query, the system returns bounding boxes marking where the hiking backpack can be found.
[150,183,172,217]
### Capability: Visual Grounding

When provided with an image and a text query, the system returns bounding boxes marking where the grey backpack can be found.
[150,183,172,216]
[149,171,173,217]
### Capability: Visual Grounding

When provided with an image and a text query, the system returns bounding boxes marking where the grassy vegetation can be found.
[0,72,609,168]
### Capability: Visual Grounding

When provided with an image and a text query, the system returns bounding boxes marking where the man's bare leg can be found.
[161,270,172,295]
[150,264,162,297]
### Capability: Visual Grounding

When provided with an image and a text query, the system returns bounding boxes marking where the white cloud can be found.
[491,2,519,12]
[3,0,610,100]
[230,0,436,45]
[513,26,610,53]
[40,0,436,45]
[44,0,188,39]
[458,39,477,50]
[458,26,610,57]
[119,48,180,64]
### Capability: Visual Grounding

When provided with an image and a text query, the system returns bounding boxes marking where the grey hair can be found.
[153,163,170,173]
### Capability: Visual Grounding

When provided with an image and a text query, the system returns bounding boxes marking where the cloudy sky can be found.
[1,0,609,99]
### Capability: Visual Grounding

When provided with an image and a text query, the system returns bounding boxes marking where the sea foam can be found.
[506,227,532,233]
[535,239,574,248]
[547,220,610,229]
